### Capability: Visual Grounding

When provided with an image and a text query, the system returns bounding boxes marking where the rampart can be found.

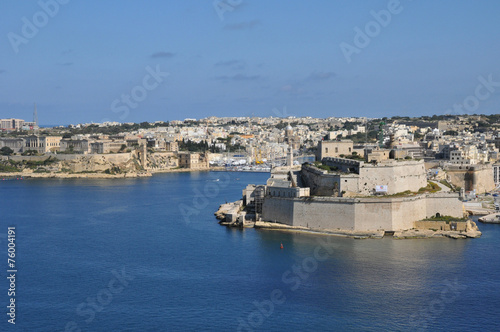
[302,159,427,196]
[261,193,463,232]
[444,163,494,193]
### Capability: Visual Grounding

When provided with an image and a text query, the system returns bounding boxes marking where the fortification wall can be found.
[53,153,132,163]
[293,198,356,230]
[445,164,494,193]
[425,193,464,218]
[300,165,339,196]
[359,161,427,195]
[8,155,52,162]
[261,194,463,231]
[302,161,427,196]
[352,197,423,231]
[415,221,467,231]
[261,198,294,225]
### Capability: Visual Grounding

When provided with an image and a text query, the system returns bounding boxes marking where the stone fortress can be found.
[217,140,482,238]
[260,161,463,233]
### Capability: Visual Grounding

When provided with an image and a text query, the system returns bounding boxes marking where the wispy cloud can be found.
[214,59,245,70]
[151,51,175,59]
[215,73,260,81]
[224,20,260,31]
[308,71,336,81]
[279,84,307,96]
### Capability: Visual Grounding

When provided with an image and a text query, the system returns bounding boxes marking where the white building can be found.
[449,145,479,165]
[494,164,500,187]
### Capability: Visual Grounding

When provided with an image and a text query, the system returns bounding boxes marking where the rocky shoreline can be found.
[0,167,226,179]
[0,171,152,179]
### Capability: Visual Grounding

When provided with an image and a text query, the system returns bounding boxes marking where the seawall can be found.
[261,193,463,232]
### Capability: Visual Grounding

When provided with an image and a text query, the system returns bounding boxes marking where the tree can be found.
[0,147,14,156]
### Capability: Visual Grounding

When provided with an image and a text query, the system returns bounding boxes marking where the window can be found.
[335,147,338,153]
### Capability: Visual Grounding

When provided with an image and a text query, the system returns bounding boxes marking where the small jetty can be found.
[478,213,500,224]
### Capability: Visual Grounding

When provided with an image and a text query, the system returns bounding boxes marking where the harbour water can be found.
[1,171,500,331]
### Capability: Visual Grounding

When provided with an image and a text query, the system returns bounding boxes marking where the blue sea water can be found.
[1,171,500,331]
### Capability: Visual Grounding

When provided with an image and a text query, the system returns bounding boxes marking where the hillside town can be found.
[0,114,499,190]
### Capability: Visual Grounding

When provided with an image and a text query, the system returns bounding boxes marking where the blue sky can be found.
[1,0,499,125]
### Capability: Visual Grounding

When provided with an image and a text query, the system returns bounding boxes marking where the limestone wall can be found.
[358,160,427,195]
[293,198,357,230]
[414,221,467,231]
[444,164,495,193]
[425,193,464,218]
[262,197,294,224]
[8,155,51,162]
[353,198,421,231]
[301,165,339,196]
[261,194,463,232]
[301,161,427,196]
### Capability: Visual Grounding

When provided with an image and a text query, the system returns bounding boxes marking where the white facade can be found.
[449,145,479,165]
[494,164,500,186]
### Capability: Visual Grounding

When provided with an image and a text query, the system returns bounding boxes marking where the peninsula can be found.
[215,139,489,239]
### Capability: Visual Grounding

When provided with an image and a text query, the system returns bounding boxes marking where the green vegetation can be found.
[374,182,442,198]
[423,215,468,222]
[344,130,378,143]
[21,150,39,156]
[382,190,413,198]
[0,164,20,172]
[339,153,364,161]
[313,161,338,172]
[179,139,209,152]
[104,166,121,174]
[25,157,58,169]
[439,179,453,189]
[0,157,58,172]
[418,182,441,194]
[0,147,14,156]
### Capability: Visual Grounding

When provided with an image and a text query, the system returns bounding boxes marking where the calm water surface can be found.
[1,171,500,331]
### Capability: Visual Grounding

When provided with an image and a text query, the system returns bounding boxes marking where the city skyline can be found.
[1,0,499,125]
